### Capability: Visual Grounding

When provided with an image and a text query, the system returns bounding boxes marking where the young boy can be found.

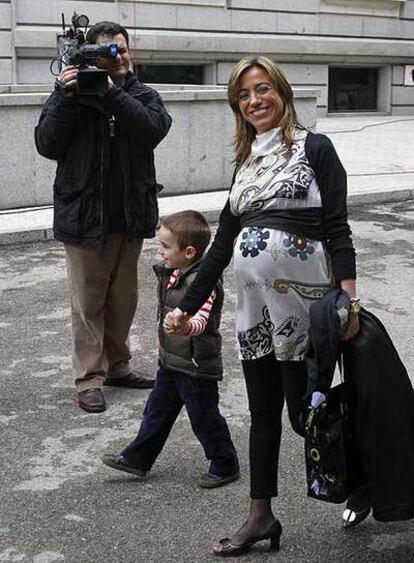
[101,210,239,488]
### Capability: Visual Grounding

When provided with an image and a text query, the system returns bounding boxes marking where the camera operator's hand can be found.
[56,65,78,97]
[79,65,115,97]
[107,75,116,91]
[97,73,116,97]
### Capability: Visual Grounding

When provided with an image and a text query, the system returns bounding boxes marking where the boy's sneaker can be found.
[101,453,147,479]
[198,471,240,489]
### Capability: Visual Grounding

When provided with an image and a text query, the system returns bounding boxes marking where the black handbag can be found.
[304,378,362,504]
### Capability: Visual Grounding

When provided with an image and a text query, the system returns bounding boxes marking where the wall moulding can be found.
[320,0,405,17]
[122,0,226,6]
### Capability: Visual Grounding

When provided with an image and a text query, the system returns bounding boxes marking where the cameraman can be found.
[35,21,172,413]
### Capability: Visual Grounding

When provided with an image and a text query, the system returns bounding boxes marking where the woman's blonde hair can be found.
[227,56,300,165]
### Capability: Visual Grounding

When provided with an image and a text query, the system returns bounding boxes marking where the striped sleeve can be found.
[167,270,179,288]
[185,290,217,336]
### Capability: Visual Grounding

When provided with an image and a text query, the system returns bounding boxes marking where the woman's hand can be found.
[340,279,360,341]
[342,312,360,341]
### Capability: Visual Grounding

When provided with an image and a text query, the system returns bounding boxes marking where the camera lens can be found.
[109,44,118,57]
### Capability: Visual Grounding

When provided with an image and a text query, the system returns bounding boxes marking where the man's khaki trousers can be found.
[64,234,143,392]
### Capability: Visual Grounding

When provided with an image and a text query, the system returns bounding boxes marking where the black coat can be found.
[305,289,414,522]
[343,310,414,522]
[34,72,172,245]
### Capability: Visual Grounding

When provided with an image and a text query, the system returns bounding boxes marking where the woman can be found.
[168,57,360,556]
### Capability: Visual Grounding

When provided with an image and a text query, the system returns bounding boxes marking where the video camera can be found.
[53,12,118,95]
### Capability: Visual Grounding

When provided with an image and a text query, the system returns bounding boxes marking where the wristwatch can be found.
[349,297,361,315]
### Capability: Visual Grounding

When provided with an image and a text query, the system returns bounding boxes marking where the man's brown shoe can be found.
[78,389,106,413]
[104,370,155,389]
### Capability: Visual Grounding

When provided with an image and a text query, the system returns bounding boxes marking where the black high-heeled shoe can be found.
[342,486,371,529]
[212,519,282,557]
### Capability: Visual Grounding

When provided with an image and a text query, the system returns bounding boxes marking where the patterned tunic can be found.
[230,127,334,361]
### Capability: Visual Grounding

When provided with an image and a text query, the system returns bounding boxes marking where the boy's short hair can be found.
[161,210,211,258]
[86,21,129,46]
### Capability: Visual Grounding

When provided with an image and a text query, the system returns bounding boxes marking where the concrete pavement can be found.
[1,115,414,245]
[1,115,414,562]
[0,200,414,563]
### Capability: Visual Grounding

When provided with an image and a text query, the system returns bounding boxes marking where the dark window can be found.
[328,67,378,112]
[134,64,203,84]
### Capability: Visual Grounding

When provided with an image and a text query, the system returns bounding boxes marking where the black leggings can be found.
[242,353,307,499]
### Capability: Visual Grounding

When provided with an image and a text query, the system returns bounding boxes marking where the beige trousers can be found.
[64,234,143,392]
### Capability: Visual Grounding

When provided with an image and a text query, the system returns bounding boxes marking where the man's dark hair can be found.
[161,210,211,259]
[86,21,129,46]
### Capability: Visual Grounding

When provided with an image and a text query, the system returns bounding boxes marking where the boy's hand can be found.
[163,312,176,334]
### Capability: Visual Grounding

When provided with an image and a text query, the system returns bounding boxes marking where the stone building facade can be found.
[1,1,414,209]
[0,0,414,115]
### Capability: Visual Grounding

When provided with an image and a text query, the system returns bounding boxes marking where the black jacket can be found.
[305,288,350,395]
[343,311,414,522]
[155,260,224,380]
[34,72,172,245]
[306,289,414,522]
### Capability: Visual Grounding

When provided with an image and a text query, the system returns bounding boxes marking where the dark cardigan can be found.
[180,132,356,316]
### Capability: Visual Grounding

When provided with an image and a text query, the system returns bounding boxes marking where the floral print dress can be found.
[230,127,334,361]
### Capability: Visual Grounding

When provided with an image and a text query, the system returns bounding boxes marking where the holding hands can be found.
[163,308,189,335]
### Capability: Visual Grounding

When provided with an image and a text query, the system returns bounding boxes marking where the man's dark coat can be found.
[35,72,172,245]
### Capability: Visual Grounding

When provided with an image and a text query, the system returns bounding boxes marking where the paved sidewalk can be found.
[1,201,414,563]
[1,115,414,245]
[0,191,230,245]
